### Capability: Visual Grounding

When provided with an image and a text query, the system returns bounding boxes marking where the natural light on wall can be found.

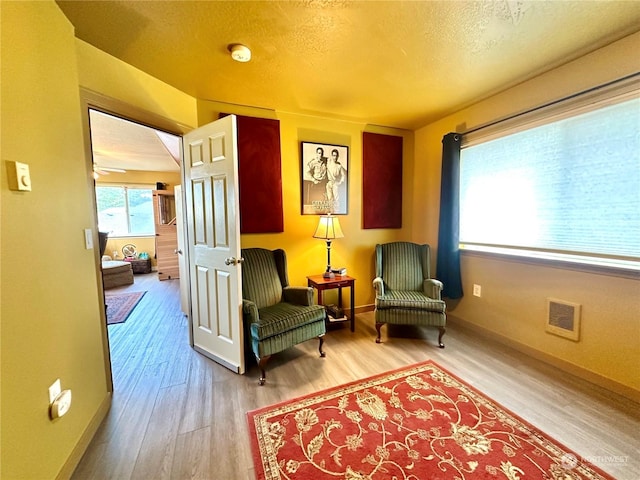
[459,86,640,272]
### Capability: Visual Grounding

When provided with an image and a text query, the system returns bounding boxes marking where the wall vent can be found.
[546,298,581,341]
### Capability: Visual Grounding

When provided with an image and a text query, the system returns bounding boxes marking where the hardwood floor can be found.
[73,274,640,479]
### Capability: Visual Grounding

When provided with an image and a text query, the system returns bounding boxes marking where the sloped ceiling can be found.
[90,110,181,173]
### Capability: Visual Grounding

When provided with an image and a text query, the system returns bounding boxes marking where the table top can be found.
[307,274,356,287]
[126,258,151,264]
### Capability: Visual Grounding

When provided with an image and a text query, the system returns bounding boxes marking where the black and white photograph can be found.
[301,141,349,215]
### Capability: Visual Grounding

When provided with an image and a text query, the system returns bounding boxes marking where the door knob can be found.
[175,249,183,255]
[224,256,245,266]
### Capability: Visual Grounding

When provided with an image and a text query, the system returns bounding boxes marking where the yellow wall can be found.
[97,169,182,189]
[197,101,414,309]
[413,32,640,399]
[96,170,181,265]
[1,3,110,478]
[75,40,197,130]
[79,31,416,310]
[0,3,199,478]
[3,3,637,478]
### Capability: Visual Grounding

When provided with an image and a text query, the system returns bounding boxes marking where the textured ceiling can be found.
[58,0,640,131]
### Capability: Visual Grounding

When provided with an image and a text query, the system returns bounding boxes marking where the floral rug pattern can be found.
[105,291,145,325]
[248,360,611,480]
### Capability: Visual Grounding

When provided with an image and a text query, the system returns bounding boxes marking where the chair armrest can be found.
[282,286,314,306]
[373,277,385,296]
[242,299,260,324]
[424,279,443,300]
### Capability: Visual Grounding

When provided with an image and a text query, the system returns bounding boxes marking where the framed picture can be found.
[301,141,349,215]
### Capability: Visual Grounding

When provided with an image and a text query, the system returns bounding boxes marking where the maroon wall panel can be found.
[362,132,403,229]
[237,115,284,233]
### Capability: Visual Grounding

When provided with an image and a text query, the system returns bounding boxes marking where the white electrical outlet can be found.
[49,379,72,419]
[50,390,72,419]
[473,284,482,297]
[49,379,61,404]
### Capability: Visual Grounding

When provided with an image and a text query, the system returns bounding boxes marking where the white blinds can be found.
[459,95,640,261]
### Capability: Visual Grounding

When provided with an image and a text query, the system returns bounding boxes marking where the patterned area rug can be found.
[105,291,146,325]
[247,360,612,480]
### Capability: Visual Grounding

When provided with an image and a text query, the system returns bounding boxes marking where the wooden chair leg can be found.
[257,355,271,386]
[438,326,446,348]
[318,335,326,357]
[375,322,384,343]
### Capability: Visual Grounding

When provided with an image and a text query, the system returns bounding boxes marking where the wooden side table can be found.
[307,274,356,332]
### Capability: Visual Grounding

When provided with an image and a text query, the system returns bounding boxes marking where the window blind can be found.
[459,94,640,264]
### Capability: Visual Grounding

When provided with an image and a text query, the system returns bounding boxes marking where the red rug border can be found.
[105,290,146,325]
[246,359,613,480]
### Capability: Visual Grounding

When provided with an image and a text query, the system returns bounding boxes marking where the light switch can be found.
[6,161,32,191]
[84,229,93,249]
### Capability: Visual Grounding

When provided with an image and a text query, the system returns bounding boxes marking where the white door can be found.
[174,185,189,316]
[182,115,244,374]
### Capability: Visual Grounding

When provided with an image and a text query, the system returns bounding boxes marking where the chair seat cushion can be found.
[253,302,326,340]
[376,290,446,313]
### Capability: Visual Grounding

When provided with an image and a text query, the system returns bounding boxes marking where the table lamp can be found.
[313,213,344,279]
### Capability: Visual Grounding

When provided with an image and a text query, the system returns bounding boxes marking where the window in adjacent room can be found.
[96,185,155,237]
[459,86,639,271]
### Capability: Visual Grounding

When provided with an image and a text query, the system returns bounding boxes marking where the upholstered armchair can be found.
[241,248,327,385]
[373,242,446,348]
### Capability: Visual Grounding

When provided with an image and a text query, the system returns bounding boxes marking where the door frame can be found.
[79,88,195,393]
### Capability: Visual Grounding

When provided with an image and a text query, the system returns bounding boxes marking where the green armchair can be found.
[241,248,327,385]
[373,242,446,348]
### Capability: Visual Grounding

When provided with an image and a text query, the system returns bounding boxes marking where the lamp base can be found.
[323,271,335,279]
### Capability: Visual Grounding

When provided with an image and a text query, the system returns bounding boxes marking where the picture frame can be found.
[301,141,349,215]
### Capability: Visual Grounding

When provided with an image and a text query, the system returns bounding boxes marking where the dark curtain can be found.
[436,132,463,299]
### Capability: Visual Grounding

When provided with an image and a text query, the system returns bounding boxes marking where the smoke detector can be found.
[229,44,251,63]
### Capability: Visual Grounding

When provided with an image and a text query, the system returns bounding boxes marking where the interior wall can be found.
[80,35,419,310]
[7,6,633,479]
[0,4,201,478]
[196,102,415,309]
[75,40,197,130]
[413,32,640,399]
[0,2,110,478]
[95,169,181,190]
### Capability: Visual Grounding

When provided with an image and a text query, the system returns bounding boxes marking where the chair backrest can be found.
[241,248,287,308]
[376,242,431,292]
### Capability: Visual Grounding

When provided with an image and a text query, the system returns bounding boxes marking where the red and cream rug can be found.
[105,291,145,325]
[247,360,612,480]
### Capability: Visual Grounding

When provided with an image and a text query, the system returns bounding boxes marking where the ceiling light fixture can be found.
[229,44,251,63]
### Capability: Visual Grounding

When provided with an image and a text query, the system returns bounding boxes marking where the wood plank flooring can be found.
[73,274,640,479]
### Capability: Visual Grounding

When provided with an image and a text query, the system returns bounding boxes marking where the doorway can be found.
[82,96,189,392]
[90,109,183,291]
[82,93,245,393]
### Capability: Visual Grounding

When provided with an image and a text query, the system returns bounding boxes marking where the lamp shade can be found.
[313,214,344,240]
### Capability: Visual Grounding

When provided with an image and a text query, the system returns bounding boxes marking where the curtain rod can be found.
[462,72,640,136]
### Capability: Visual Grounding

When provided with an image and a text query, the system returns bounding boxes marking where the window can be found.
[96,185,155,236]
[459,90,640,270]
